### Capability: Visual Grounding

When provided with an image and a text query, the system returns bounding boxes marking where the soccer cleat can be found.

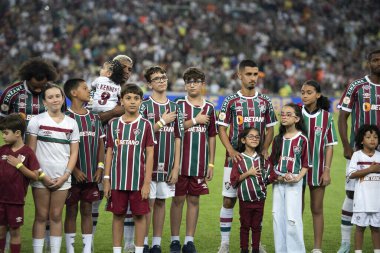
[124,243,135,253]
[311,249,322,253]
[170,240,181,253]
[217,243,229,253]
[150,245,162,253]
[143,244,150,253]
[259,242,267,253]
[337,242,350,253]
[182,241,197,253]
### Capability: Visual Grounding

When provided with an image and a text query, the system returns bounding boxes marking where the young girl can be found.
[27,83,79,253]
[347,124,380,253]
[230,127,278,253]
[301,80,338,253]
[270,103,311,253]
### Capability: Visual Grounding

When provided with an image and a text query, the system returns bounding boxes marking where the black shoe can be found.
[143,244,150,253]
[240,249,249,253]
[150,245,162,253]
[182,241,197,253]
[170,240,181,253]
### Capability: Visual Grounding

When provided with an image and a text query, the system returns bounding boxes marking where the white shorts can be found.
[352,212,380,227]
[345,159,355,191]
[31,180,71,191]
[222,167,237,198]
[149,181,175,199]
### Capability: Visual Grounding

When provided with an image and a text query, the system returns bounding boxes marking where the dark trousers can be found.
[239,199,265,252]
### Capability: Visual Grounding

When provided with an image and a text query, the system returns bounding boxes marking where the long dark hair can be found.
[272,103,307,165]
[303,80,330,111]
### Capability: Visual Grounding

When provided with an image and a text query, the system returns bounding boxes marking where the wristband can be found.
[157,121,163,128]
[39,172,46,181]
[16,163,23,169]
[208,163,214,168]
[65,168,72,175]
[192,118,197,125]
[98,162,104,169]
[104,175,110,179]
[160,118,166,126]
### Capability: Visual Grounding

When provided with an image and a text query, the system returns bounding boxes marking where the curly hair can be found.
[355,124,380,150]
[18,57,58,82]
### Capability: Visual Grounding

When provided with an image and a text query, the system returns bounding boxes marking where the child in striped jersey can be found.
[269,103,311,253]
[230,127,278,253]
[103,84,156,253]
[347,125,380,253]
[63,79,105,253]
[300,80,338,253]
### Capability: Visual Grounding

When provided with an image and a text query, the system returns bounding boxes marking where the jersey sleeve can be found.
[70,120,80,143]
[0,90,12,117]
[139,102,148,119]
[106,122,115,149]
[346,152,359,177]
[25,148,40,171]
[301,137,312,169]
[337,82,357,112]
[207,106,218,137]
[230,160,241,188]
[217,97,232,127]
[95,114,106,139]
[26,116,39,136]
[326,114,338,146]
[91,78,99,90]
[265,100,278,127]
[145,121,157,147]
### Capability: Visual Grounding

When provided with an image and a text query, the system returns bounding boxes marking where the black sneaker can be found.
[182,241,197,253]
[143,245,150,253]
[169,240,181,253]
[150,245,162,253]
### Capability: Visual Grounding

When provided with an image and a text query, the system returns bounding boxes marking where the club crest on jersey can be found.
[293,146,301,155]
[259,104,266,113]
[66,132,72,140]
[363,85,370,90]
[1,104,9,112]
[314,126,322,136]
[343,97,350,105]
[133,129,141,136]
[224,182,231,190]
[147,113,155,119]
[219,112,226,121]
[18,154,26,162]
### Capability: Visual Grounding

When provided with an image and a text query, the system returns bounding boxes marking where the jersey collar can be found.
[237,90,258,99]
[185,96,205,109]
[302,105,320,118]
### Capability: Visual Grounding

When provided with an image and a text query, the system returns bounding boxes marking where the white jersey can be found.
[347,150,380,212]
[91,76,121,113]
[27,112,80,189]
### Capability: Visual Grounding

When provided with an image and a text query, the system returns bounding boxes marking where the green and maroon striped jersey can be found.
[66,109,105,183]
[230,153,277,202]
[338,76,380,147]
[175,96,218,177]
[270,132,311,175]
[302,107,338,186]
[0,81,45,124]
[139,97,184,181]
[217,91,277,167]
[107,115,156,191]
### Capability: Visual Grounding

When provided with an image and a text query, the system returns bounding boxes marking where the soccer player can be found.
[300,80,338,253]
[139,66,183,253]
[337,49,380,253]
[0,114,40,253]
[170,67,217,253]
[27,83,79,253]
[217,60,277,253]
[103,84,156,253]
[63,79,105,253]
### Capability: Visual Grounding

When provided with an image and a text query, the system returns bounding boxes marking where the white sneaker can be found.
[217,243,229,253]
[124,243,135,253]
[311,249,322,253]
[259,242,267,253]
[337,242,350,253]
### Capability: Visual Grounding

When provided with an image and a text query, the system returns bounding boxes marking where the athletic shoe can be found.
[311,249,322,253]
[124,244,135,253]
[150,245,162,253]
[217,243,229,253]
[259,242,267,253]
[170,240,181,253]
[182,241,197,253]
[240,249,249,253]
[337,242,350,253]
[143,244,150,253]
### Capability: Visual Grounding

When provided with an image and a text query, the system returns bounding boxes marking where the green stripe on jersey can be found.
[37,136,70,144]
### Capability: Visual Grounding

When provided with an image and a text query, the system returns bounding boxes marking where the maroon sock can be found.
[10,243,21,253]
[0,238,5,251]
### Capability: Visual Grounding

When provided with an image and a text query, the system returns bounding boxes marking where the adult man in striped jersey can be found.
[337,49,380,253]
[217,60,277,253]
[139,66,183,253]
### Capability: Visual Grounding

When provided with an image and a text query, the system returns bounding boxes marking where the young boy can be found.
[103,84,156,253]
[139,66,184,253]
[0,114,41,253]
[63,79,105,253]
[170,67,217,253]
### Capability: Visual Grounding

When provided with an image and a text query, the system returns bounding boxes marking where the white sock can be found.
[354,251,362,253]
[184,236,194,244]
[32,238,44,253]
[341,197,353,244]
[152,237,161,246]
[124,211,135,246]
[144,236,149,245]
[374,250,380,253]
[113,246,122,253]
[171,236,180,242]
[65,233,76,253]
[83,234,93,253]
[135,246,144,253]
[5,231,10,250]
[220,207,233,244]
[50,236,62,253]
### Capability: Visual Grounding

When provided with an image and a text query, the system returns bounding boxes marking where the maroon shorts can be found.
[106,190,149,216]
[0,203,24,228]
[66,182,100,206]
[175,175,209,196]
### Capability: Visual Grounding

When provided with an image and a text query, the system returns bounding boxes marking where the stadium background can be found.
[1,0,380,252]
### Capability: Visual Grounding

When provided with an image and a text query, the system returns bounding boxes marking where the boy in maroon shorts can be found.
[0,114,41,253]
[63,79,105,253]
[103,84,155,253]
[170,67,217,253]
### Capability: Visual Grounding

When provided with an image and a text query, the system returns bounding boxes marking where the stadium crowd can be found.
[1,0,379,95]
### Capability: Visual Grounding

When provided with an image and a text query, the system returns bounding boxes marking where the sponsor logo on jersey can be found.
[19,102,26,108]
[159,126,174,132]
[42,130,53,137]
[115,139,140,146]
[188,126,207,133]
[147,113,155,119]
[343,97,350,105]
[133,129,141,136]
[218,112,226,121]
[363,92,371,98]
[16,217,23,223]
[1,104,9,112]
[80,131,96,137]
[235,106,243,112]
[3,86,24,103]
[19,94,28,99]
[293,146,301,155]
[363,103,380,112]
[314,126,322,136]
[237,116,265,125]
[1,155,7,160]
[32,104,40,108]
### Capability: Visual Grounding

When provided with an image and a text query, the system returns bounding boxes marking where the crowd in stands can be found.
[1,0,379,96]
